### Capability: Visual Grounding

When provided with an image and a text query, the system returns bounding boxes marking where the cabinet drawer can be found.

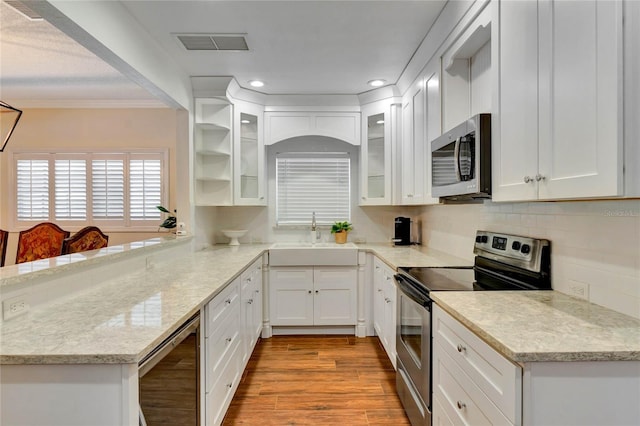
[206,341,242,426]
[434,341,512,425]
[206,278,240,338]
[433,305,521,424]
[206,302,241,391]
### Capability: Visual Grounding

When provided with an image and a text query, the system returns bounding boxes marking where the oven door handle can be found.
[394,274,432,310]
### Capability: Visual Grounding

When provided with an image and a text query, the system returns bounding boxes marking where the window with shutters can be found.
[276,153,350,225]
[13,151,167,230]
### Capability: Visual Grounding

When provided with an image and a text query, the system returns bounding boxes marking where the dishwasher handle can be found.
[138,313,200,378]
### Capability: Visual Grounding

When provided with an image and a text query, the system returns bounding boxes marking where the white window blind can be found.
[14,151,167,229]
[54,159,87,220]
[276,154,350,225]
[130,158,162,220]
[92,159,124,219]
[16,159,49,221]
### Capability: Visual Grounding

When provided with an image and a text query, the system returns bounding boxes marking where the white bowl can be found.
[221,229,248,246]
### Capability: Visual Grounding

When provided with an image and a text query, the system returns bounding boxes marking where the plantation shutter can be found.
[54,159,87,220]
[276,154,350,225]
[92,158,125,219]
[16,159,49,221]
[129,157,162,220]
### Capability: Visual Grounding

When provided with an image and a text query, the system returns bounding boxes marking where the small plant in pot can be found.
[331,221,353,244]
[156,205,176,231]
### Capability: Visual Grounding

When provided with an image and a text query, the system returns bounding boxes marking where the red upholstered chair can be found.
[61,226,109,255]
[15,222,70,264]
[0,229,8,267]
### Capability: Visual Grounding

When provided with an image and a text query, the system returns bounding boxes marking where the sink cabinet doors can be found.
[493,0,624,201]
[269,266,357,327]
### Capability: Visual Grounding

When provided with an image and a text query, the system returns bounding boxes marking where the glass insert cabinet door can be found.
[360,100,393,206]
[233,101,265,206]
[240,113,259,199]
[367,113,385,199]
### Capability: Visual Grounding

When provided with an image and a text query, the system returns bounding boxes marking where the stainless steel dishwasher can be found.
[139,313,200,426]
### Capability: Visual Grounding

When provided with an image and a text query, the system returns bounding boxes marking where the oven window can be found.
[399,294,423,367]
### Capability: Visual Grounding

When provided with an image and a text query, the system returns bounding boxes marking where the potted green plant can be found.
[156,205,176,231]
[331,221,353,244]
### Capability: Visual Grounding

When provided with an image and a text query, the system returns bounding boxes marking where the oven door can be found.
[395,275,431,426]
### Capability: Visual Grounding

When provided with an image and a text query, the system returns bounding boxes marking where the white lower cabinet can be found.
[433,304,521,425]
[433,304,640,426]
[269,266,357,326]
[205,257,264,426]
[372,256,397,367]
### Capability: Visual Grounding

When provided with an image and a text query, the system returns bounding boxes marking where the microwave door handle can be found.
[453,137,462,181]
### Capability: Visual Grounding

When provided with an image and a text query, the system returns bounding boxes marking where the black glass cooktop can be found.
[398,267,476,292]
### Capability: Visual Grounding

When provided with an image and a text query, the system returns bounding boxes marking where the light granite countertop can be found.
[0,244,269,365]
[432,291,640,362]
[356,243,472,269]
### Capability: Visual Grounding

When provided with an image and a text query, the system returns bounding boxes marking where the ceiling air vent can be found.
[3,0,43,20]
[176,34,249,51]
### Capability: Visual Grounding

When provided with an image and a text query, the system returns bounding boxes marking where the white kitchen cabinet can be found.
[493,0,624,201]
[240,258,263,364]
[433,304,640,426]
[264,111,360,145]
[360,100,397,205]
[204,276,243,426]
[194,98,233,206]
[433,305,521,425]
[269,266,357,327]
[234,101,266,205]
[372,256,397,367]
[399,66,440,206]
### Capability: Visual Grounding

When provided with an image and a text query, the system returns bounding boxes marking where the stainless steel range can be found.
[394,231,551,426]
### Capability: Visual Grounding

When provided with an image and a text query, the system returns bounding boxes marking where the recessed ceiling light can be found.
[249,80,265,88]
[241,119,251,124]
[376,120,384,125]
[368,79,386,87]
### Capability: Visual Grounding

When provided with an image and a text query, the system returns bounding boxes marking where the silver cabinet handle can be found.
[255,289,260,294]
[524,176,533,183]
[378,288,383,292]
[226,337,232,343]
[457,344,466,353]
[315,290,319,294]
[535,173,546,181]
[385,298,391,304]
[227,382,233,389]
[225,298,232,305]
[248,299,253,305]
[457,401,466,410]
[308,290,312,294]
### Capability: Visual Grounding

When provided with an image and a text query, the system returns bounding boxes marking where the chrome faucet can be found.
[311,212,316,231]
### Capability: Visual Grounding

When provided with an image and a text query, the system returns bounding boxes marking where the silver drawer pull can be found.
[385,298,391,304]
[457,344,466,353]
[227,382,233,389]
[225,298,232,305]
[255,289,260,294]
[248,299,253,305]
[226,337,232,343]
[457,401,466,410]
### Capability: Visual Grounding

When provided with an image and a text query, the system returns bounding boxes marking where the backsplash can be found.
[417,199,640,319]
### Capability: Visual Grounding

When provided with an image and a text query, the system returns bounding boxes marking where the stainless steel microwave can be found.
[431,113,491,200]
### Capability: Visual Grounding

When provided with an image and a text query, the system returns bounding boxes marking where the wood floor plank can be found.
[222,335,410,425]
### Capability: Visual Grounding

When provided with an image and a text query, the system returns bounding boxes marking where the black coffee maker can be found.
[393,217,411,246]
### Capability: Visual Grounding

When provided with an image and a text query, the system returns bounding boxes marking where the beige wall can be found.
[0,108,180,266]
[417,199,640,319]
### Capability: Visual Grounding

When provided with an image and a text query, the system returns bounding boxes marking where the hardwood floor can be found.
[222,335,411,425]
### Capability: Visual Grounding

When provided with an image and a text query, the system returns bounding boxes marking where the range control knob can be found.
[521,244,531,254]
[481,235,488,243]
[475,235,482,243]
[512,241,521,251]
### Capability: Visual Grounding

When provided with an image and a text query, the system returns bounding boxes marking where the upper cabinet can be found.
[234,101,266,205]
[194,98,233,206]
[264,111,360,146]
[360,100,396,205]
[493,0,624,201]
[398,59,441,206]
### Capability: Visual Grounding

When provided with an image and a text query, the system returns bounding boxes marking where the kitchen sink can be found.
[269,242,358,266]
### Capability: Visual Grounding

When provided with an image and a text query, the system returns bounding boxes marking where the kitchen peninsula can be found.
[1,238,639,425]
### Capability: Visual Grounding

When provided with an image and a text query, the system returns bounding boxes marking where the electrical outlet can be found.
[3,295,29,320]
[567,281,589,300]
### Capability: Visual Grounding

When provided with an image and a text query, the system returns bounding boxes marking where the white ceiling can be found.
[0,0,447,106]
